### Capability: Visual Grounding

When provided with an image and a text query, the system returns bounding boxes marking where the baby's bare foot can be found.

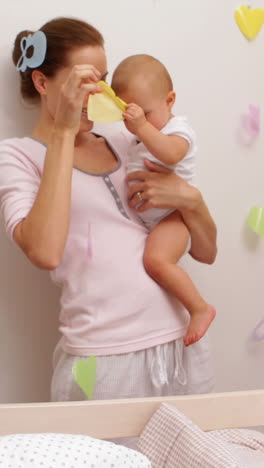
[184,305,216,347]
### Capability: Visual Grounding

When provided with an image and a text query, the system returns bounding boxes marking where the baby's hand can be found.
[123,103,147,134]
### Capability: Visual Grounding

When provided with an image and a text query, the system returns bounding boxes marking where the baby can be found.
[111,54,215,346]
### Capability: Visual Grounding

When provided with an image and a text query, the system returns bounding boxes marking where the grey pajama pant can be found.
[51,334,214,402]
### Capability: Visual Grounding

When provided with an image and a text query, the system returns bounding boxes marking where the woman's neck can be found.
[31,109,119,174]
[31,108,56,144]
[31,109,92,148]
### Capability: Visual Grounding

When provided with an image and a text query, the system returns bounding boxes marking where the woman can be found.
[0,17,217,402]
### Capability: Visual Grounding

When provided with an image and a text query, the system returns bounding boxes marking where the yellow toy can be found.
[88,81,127,122]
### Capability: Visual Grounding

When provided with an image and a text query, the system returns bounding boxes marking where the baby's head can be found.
[111,54,175,130]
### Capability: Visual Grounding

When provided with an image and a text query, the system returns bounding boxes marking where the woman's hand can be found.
[127,159,217,264]
[54,64,102,135]
[127,159,196,212]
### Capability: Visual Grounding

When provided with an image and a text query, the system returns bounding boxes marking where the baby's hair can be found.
[111,54,173,98]
[12,17,104,102]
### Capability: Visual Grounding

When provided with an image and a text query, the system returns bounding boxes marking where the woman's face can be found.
[43,45,107,133]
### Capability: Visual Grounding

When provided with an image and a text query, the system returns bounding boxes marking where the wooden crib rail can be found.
[0,390,263,438]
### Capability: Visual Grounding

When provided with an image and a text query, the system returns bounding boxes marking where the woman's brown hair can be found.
[12,17,104,102]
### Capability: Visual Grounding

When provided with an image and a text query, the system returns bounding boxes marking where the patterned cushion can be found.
[138,403,243,468]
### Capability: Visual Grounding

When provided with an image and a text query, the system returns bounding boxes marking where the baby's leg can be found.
[143,211,216,346]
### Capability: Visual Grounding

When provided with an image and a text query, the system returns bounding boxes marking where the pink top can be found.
[0,132,188,356]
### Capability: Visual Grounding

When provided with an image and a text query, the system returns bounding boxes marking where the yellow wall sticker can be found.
[235,6,264,40]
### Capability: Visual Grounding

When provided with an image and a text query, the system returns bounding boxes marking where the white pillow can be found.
[0,433,151,468]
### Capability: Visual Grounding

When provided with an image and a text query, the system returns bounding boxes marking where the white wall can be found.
[0,0,264,402]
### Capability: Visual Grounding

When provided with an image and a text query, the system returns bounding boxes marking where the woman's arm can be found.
[127,160,217,264]
[13,130,76,270]
[180,189,217,264]
[13,65,101,270]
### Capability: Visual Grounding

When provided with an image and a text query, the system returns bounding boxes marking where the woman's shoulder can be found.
[0,136,44,152]
[0,136,45,172]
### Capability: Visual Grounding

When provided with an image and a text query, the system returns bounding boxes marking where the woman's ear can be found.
[31,70,48,96]
[167,91,176,109]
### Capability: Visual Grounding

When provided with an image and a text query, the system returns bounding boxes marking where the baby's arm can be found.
[123,103,189,165]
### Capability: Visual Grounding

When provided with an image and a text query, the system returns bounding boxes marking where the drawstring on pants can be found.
[150,339,187,388]
[173,339,187,386]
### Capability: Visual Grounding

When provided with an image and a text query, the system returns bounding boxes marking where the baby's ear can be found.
[167,91,176,108]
